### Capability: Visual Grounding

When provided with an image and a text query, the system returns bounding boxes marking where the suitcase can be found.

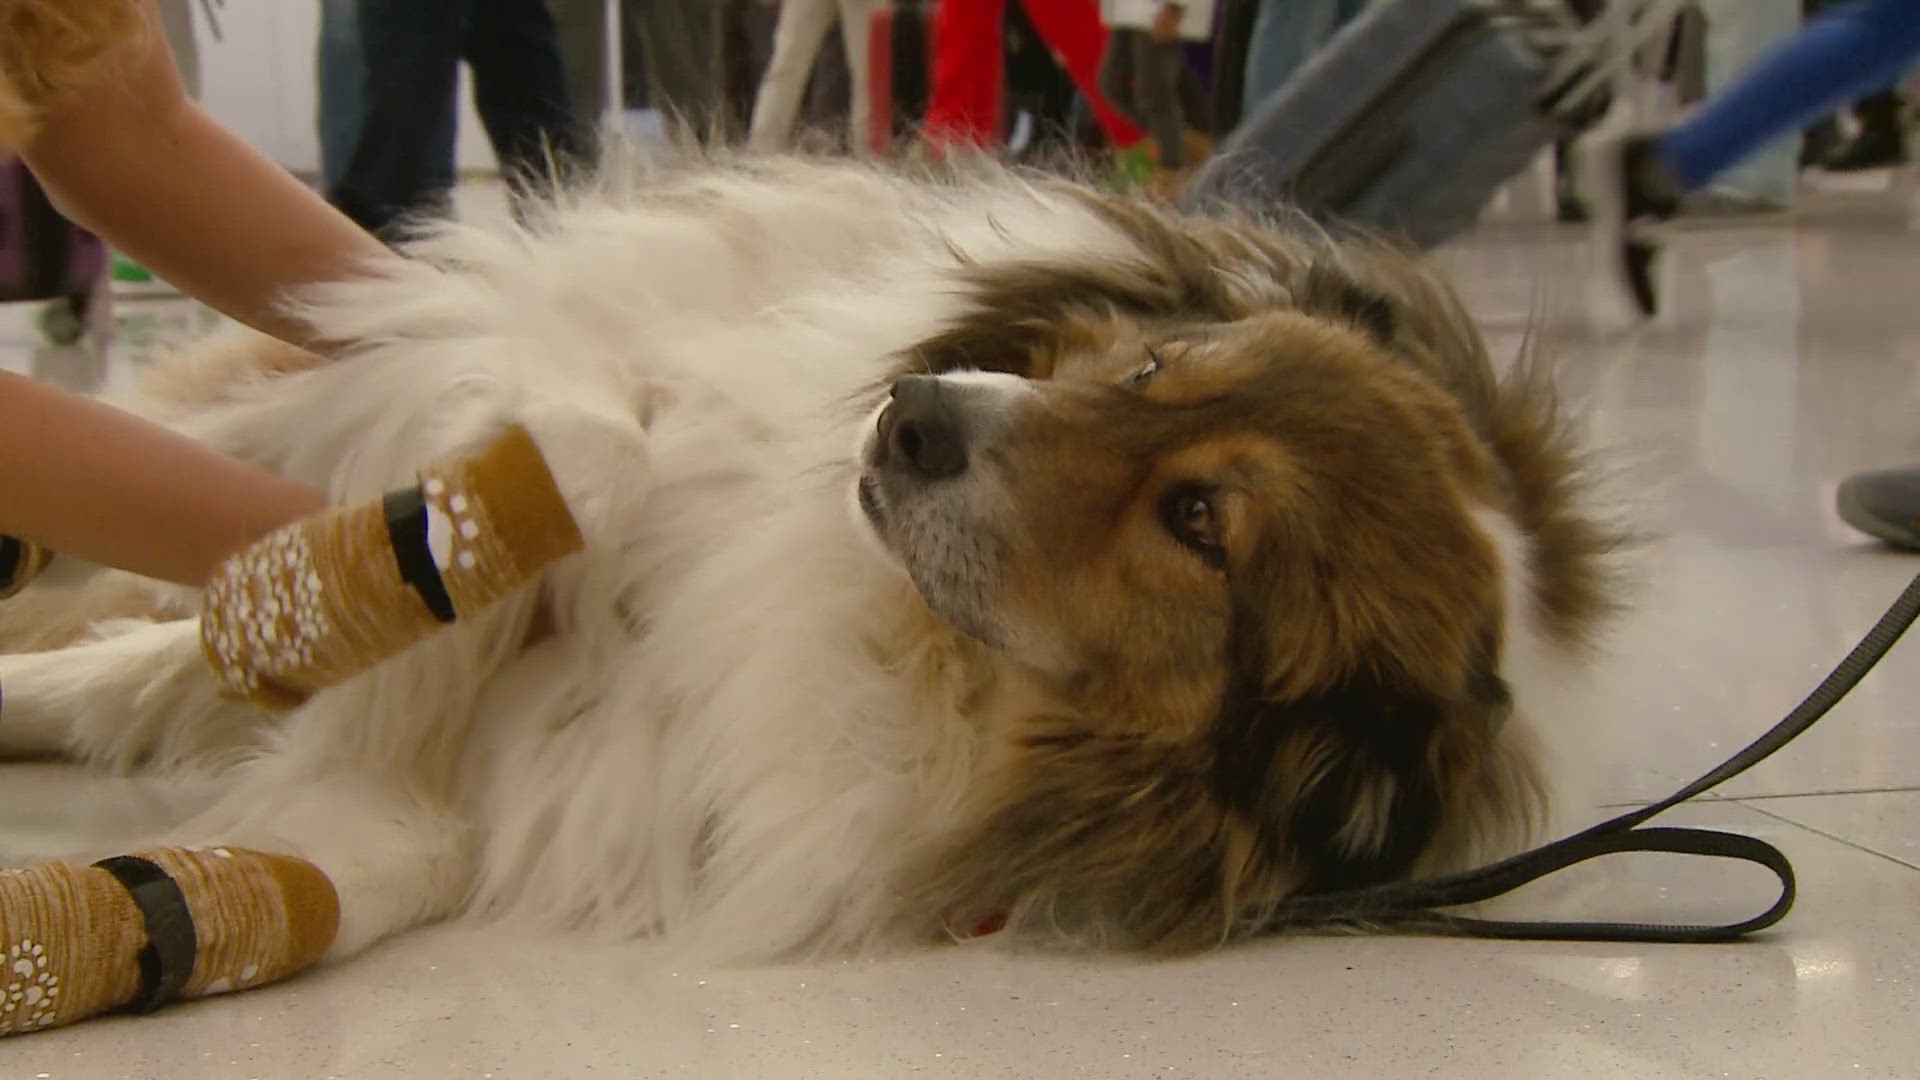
[1183,0,1673,249]
[0,162,108,346]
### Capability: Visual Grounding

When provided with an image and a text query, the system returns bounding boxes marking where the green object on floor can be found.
[111,252,153,283]
[1111,144,1155,190]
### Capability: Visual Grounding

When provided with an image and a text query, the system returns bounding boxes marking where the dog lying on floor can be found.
[0,157,1622,1024]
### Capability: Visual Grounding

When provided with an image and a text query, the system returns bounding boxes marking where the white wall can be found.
[192,4,498,175]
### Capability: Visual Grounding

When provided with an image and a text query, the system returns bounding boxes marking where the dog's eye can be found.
[1125,350,1161,388]
[1161,487,1226,568]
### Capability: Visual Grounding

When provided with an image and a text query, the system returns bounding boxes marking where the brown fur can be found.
[895,188,1620,951]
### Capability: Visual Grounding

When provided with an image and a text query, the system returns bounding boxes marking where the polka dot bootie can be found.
[200,424,584,709]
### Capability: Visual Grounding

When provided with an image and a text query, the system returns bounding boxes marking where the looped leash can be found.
[1261,570,1920,943]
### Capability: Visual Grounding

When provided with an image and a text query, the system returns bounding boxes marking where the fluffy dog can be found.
[0,157,1620,973]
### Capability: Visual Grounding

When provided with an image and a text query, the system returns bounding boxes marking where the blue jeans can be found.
[1241,0,1370,120]
[1659,0,1920,193]
[329,0,584,239]
[316,0,383,192]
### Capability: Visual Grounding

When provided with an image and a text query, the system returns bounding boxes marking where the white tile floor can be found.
[3,183,1919,1078]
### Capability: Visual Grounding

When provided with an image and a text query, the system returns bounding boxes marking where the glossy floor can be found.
[2,181,1918,1079]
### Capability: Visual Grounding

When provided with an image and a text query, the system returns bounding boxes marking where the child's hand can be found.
[1152,3,1184,42]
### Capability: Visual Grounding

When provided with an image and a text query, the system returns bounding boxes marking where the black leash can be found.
[1261,570,1920,943]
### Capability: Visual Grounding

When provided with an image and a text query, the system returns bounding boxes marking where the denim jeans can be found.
[329,0,584,239]
[1240,0,1370,120]
[316,0,384,192]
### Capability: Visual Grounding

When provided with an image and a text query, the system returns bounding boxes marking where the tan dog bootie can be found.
[201,424,584,709]
[0,847,338,1037]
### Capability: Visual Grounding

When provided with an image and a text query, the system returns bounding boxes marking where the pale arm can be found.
[0,0,360,584]
[0,370,325,586]
[18,0,387,352]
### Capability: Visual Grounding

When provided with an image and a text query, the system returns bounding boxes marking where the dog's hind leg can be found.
[0,768,470,1038]
[169,768,474,962]
[0,571,192,657]
[0,618,264,775]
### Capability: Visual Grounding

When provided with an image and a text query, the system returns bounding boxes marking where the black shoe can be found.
[1801,117,1845,168]
[1821,128,1909,172]
[1837,465,1920,551]
[1580,132,1683,318]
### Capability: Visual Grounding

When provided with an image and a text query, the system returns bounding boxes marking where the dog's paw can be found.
[510,394,653,553]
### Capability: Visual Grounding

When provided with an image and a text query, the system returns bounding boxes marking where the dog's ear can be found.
[1212,671,1446,893]
[1298,262,1397,346]
[909,718,1268,952]
[1211,651,1523,895]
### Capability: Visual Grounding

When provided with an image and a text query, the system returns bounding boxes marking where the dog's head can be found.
[855,206,1579,950]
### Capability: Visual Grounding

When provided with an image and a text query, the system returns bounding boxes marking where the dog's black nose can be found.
[878,375,969,480]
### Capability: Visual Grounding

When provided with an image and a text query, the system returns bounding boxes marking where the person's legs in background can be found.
[748,0,840,150]
[835,0,884,155]
[1793,0,1911,170]
[800,18,853,136]
[1240,0,1368,121]
[626,0,728,143]
[924,0,1142,157]
[328,0,469,239]
[1553,0,1608,222]
[1209,0,1260,136]
[1696,0,1802,210]
[1102,27,1189,192]
[924,0,1011,153]
[1572,0,1920,548]
[1585,0,1920,316]
[1015,0,1143,151]
[1800,0,1850,164]
[318,0,369,192]
[1137,37,1189,173]
[1097,25,1142,146]
[545,0,612,154]
[465,0,588,197]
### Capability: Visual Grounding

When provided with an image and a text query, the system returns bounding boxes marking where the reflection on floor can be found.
[2,180,1918,1079]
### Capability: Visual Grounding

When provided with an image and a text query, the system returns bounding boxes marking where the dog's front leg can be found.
[0,771,469,1038]
[508,388,655,557]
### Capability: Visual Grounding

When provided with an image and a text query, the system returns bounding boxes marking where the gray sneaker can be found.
[1836,465,1920,551]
